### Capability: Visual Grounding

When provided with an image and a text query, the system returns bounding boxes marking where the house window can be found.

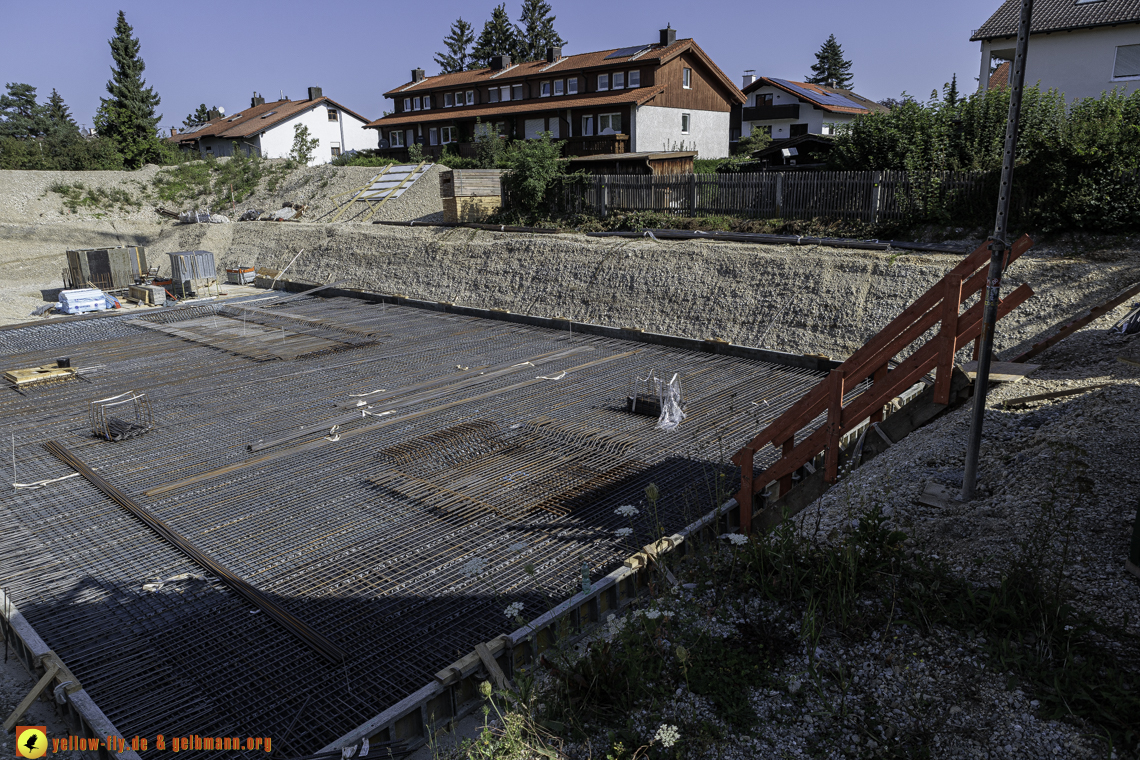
[759,93,773,107]
[328,109,339,122]
[512,84,523,100]
[730,128,741,142]
[567,77,579,94]
[390,130,405,147]
[501,85,511,102]
[683,67,692,89]
[525,118,545,139]
[597,73,609,91]
[790,123,808,137]
[423,95,430,110]
[681,112,690,134]
[444,92,454,107]
[330,142,341,157]
[1114,44,1140,78]
[613,72,625,89]
[466,90,475,105]
[541,81,551,97]
[442,126,457,144]
[403,98,411,111]
[582,115,594,136]
[629,70,640,88]
[413,97,421,111]
[496,121,509,137]
[821,122,836,136]
[599,112,622,134]
[489,87,500,103]
[554,79,564,96]
[429,127,439,145]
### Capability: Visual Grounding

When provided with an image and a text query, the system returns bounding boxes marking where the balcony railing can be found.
[742,103,800,121]
[561,135,629,157]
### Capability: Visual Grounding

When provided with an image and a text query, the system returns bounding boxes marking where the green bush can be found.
[331,150,400,168]
[829,85,1140,231]
[0,133,125,170]
[498,132,576,215]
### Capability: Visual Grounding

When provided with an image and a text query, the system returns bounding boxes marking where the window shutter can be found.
[1115,44,1140,78]
[524,118,544,139]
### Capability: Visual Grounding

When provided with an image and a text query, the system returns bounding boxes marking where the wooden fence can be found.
[504,170,1006,224]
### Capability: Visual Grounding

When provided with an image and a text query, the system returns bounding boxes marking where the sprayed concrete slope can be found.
[2,219,1137,361]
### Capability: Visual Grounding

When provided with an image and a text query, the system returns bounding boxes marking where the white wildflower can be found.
[463,557,487,577]
[504,601,524,619]
[654,723,680,748]
[720,533,748,546]
[614,505,639,517]
[614,527,633,537]
[644,609,662,620]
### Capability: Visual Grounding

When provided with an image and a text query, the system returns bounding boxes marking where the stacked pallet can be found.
[440,169,502,223]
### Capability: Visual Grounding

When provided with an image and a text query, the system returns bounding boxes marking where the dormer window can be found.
[228,115,242,122]
[444,92,454,107]
[554,79,564,96]
[598,73,609,91]
[402,98,411,111]
[541,81,551,97]
[613,72,625,89]
[512,84,523,100]
[412,97,421,111]
[567,77,578,94]
[260,111,277,119]
[422,95,430,110]
[629,70,640,88]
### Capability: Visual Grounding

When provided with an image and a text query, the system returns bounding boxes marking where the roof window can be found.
[260,111,277,119]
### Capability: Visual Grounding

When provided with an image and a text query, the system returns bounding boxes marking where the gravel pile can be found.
[805,311,1140,633]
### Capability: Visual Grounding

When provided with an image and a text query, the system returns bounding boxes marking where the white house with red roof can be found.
[168,88,375,165]
[733,76,887,145]
[367,27,745,160]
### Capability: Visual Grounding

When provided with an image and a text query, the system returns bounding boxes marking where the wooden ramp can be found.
[732,234,1037,533]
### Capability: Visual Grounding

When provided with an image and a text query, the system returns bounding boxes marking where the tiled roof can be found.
[741,77,888,115]
[168,97,371,143]
[383,39,744,104]
[988,61,1013,89]
[972,0,1140,40]
[367,86,665,129]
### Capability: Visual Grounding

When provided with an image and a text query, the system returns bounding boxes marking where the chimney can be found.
[251,92,266,107]
[411,68,426,83]
[490,54,511,70]
[545,46,562,63]
[743,70,756,87]
[170,126,178,135]
[660,24,676,47]
[206,108,222,121]
[307,86,323,100]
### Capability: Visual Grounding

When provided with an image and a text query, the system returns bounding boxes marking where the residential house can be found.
[169,88,374,165]
[731,76,887,147]
[972,0,1140,101]
[366,27,745,160]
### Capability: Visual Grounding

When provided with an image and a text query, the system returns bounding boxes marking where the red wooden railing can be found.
[732,234,1036,533]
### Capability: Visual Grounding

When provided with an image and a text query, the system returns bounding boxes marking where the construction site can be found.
[1,158,1139,759]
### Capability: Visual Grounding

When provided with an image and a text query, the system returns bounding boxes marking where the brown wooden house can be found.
[367,27,744,161]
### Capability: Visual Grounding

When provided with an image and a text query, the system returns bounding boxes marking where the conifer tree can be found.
[944,74,960,106]
[45,89,77,136]
[183,104,214,129]
[94,11,165,168]
[471,4,519,69]
[435,18,475,74]
[514,0,564,63]
[0,83,49,138]
[805,34,853,90]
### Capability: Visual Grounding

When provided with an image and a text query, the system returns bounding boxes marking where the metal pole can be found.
[962,0,1034,501]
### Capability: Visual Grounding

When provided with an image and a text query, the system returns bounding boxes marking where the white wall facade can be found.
[632,105,730,158]
[740,85,857,141]
[979,25,1140,102]
[193,101,374,165]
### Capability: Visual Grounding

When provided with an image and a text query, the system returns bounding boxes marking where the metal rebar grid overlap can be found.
[0,296,826,757]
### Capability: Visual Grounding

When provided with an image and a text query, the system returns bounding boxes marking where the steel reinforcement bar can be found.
[1,588,143,760]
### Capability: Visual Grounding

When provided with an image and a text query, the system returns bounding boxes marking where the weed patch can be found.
[49,181,140,213]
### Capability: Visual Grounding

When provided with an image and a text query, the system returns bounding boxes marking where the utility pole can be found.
[962,0,1035,501]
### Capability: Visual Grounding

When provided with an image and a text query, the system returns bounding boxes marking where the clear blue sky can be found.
[1,0,1000,131]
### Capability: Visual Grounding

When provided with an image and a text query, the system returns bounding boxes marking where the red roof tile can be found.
[741,77,887,115]
[383,39,744,105]
[988,61,1012,90]
[169,97,371,143]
